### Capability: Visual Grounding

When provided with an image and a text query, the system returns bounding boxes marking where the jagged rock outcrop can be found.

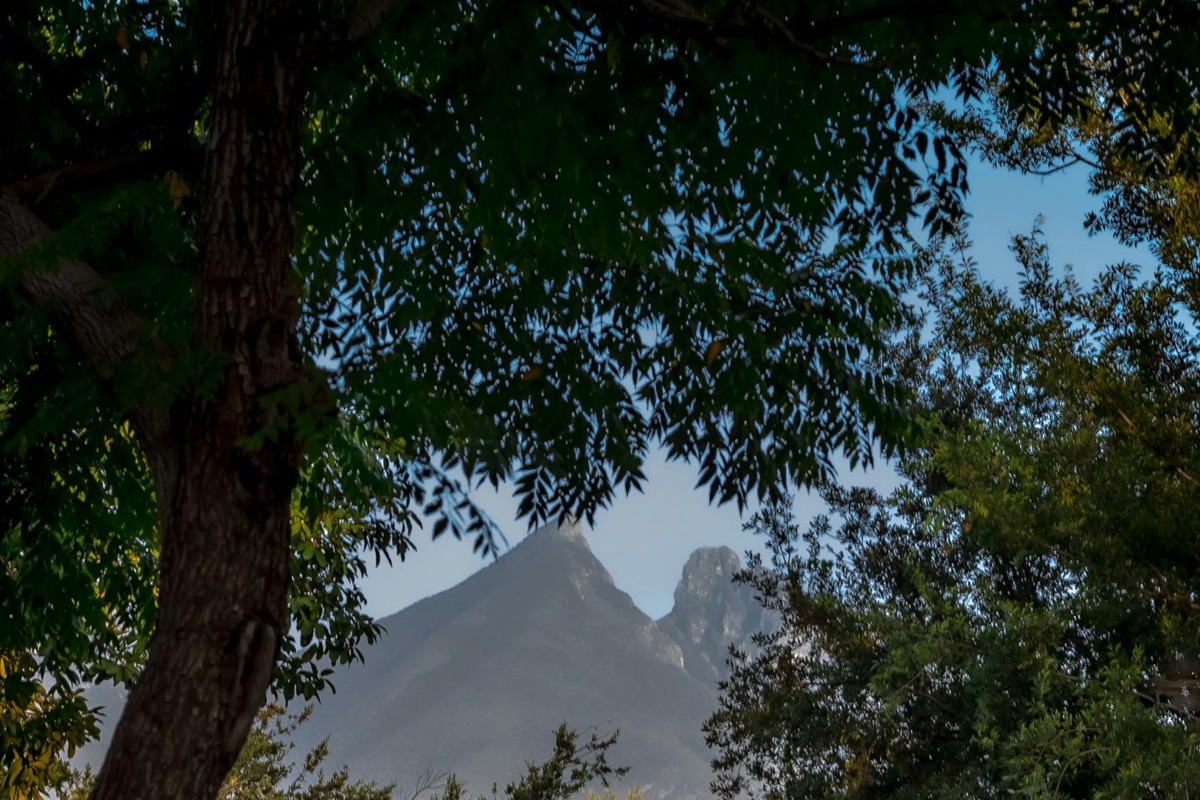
[656,547,776,687]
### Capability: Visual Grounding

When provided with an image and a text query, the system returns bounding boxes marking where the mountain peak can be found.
[658,546,776,686]
[511,517,599,573]
[676,546,741,598]
[528,517,586,542]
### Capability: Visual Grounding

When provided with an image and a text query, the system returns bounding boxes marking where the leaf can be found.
[431,517,449,539]
[165,172,190,209]
[705,339,726,366]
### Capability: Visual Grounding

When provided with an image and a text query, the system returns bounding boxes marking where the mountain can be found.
[656,547,777,687]
[77,526,774,799]
[296,522,719,799]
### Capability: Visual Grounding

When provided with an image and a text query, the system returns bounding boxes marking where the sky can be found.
[358,154,1150,622]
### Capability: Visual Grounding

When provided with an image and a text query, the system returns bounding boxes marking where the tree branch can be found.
[7,149,188,207]
[0,188,144,373]
[1021,151,1104,178]
[0,187,175,482]
[573,0,906,69]
[306,0,408,64]
[1106,398,1200,493]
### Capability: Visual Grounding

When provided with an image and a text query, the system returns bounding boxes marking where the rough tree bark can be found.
[0,0,405,796]
[1,1,309,798]
[83,2,311,798]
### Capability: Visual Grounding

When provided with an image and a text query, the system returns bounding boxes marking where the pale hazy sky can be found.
[359,155,1148,622]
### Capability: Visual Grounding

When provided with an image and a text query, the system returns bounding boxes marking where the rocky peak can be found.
[529,517,586,543]
[674,547,742,601]
[517,518,613,591]
[657,546,775,686]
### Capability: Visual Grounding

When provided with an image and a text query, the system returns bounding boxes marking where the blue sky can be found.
[359,155,1149,622]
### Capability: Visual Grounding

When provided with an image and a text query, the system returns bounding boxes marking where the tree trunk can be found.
[88,1,313,798]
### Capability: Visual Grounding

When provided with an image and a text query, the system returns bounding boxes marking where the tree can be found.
[3,2,1199,799]
[705,222,1200,797]
[0,653,97,800]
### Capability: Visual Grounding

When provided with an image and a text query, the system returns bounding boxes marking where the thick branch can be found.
[0,188,175,480]
[0,188,145,374]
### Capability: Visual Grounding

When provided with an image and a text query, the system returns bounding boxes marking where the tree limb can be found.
[307,0,408,64]
[1106,398,1200,493]
[7,149,189,207]
[0,188,144,374]
[0,187,175,482]
[572,0,907,69]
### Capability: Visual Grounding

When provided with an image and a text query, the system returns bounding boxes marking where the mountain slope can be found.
[298,522,717,799]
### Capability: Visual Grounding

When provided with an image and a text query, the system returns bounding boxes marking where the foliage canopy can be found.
[3,0,1200,797]
[706,209,1200,798]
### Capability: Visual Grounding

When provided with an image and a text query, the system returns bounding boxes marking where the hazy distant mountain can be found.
[656,547,777,687]
[297,521,722,798]
[78,524,773,799]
